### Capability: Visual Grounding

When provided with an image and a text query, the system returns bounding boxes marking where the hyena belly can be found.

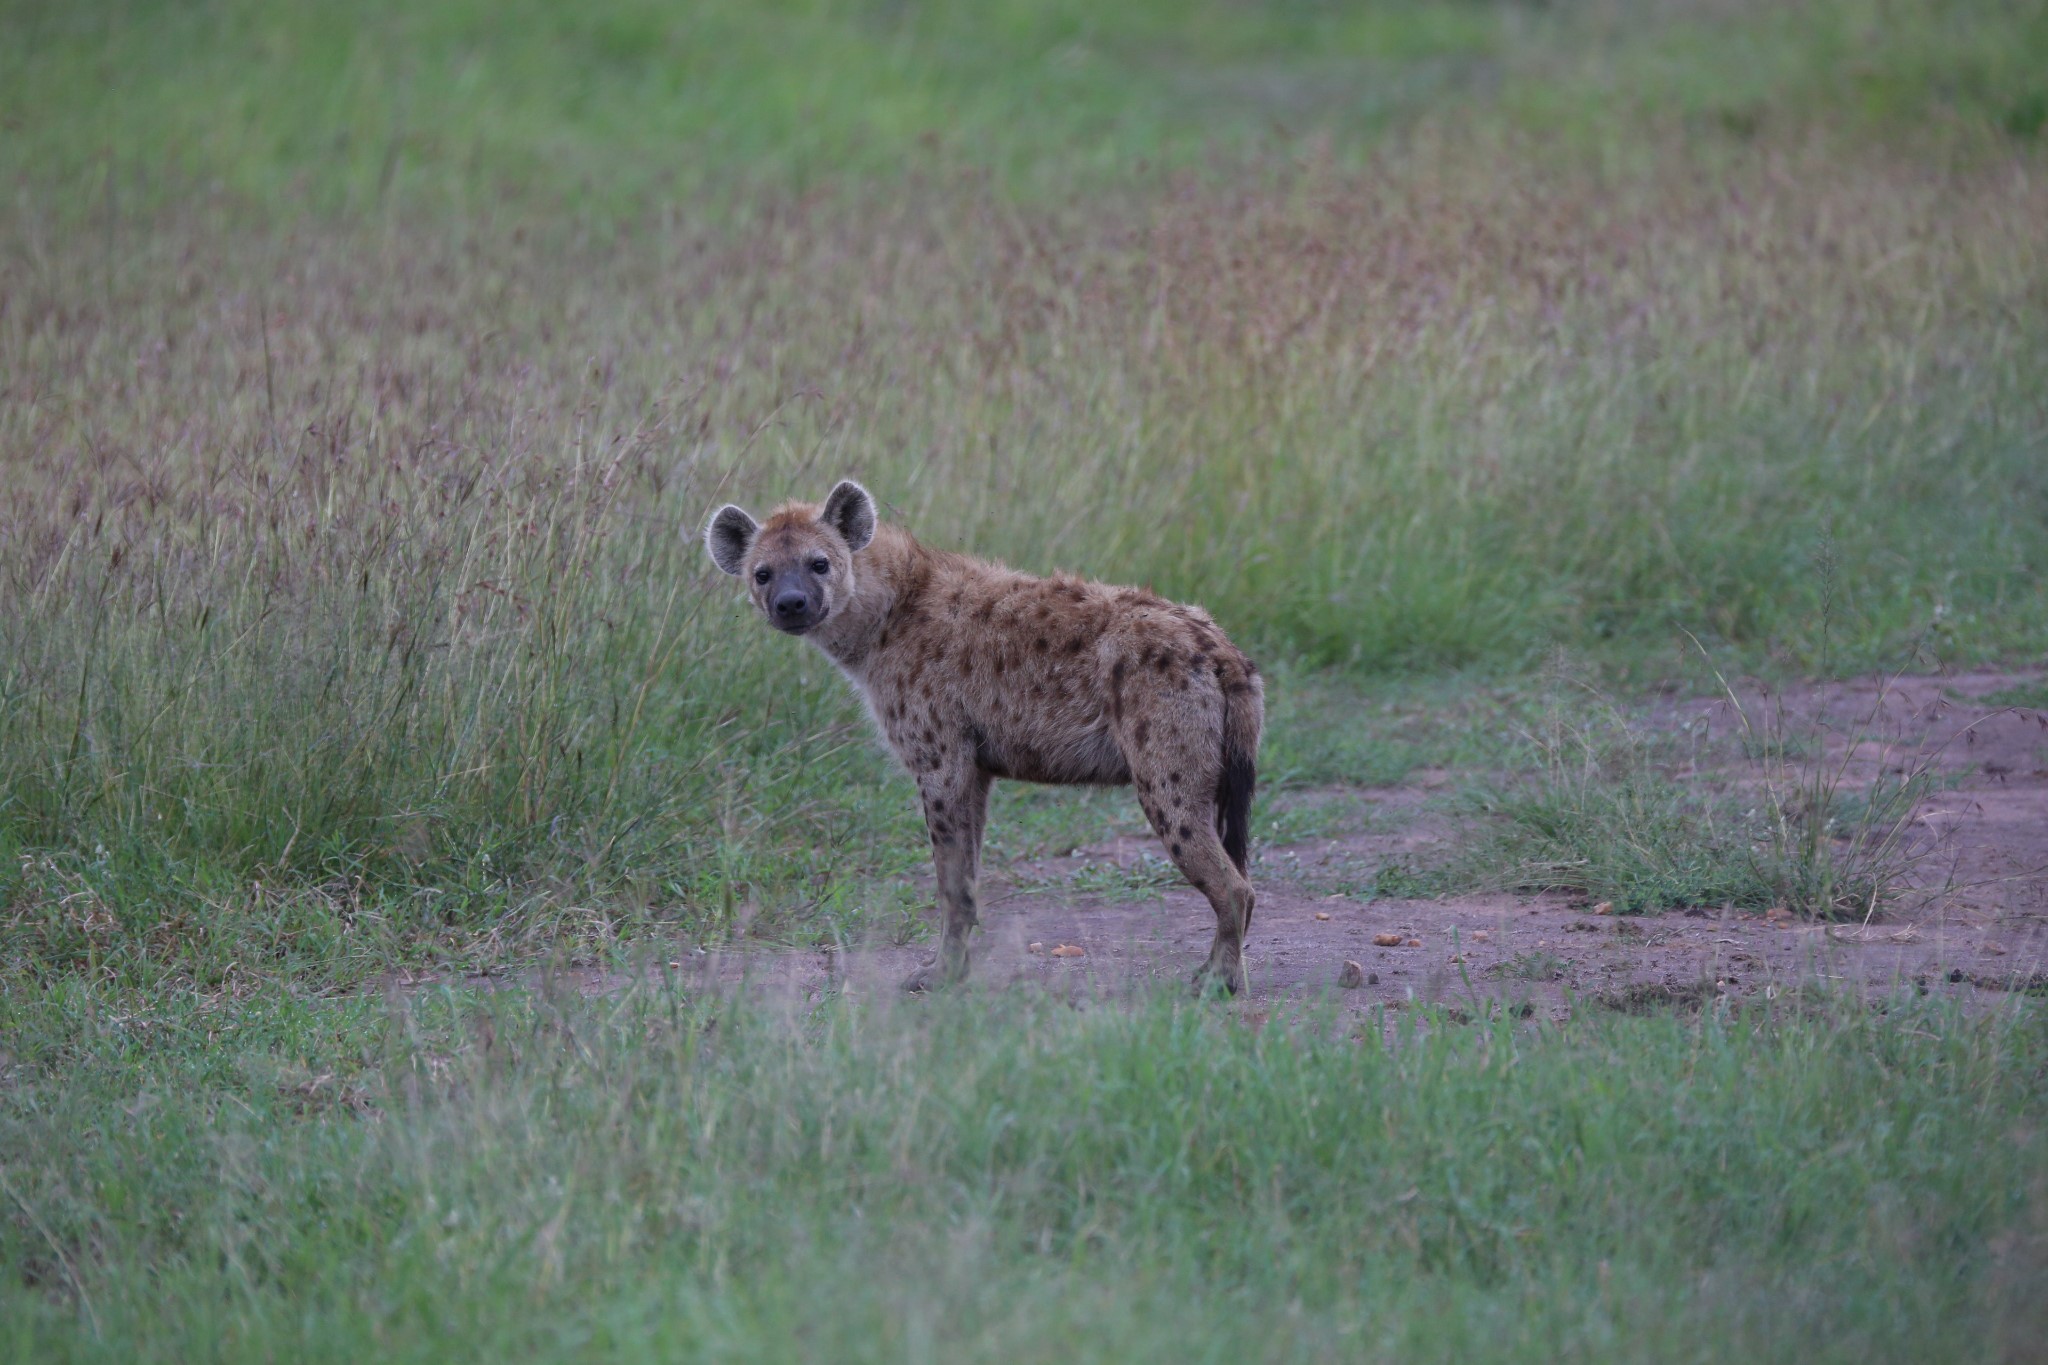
[967,687,1130,786]
[866,586,1130,787]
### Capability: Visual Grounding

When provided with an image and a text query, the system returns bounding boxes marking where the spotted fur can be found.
[706,480,1264,993]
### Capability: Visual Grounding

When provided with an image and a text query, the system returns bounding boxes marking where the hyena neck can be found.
[806,523,930,680]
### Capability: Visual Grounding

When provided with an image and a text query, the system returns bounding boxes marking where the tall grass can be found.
[3,0,2045,980]
[4,132,2044,978]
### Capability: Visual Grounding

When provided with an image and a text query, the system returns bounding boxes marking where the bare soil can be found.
[481,670,2048,1017]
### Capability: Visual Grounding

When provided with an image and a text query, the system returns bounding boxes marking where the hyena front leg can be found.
[901,760,992,992]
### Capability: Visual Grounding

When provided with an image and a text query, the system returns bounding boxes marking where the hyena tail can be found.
[1215,664,1264,883]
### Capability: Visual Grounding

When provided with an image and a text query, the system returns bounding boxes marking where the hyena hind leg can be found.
[1173,833,1254,997]
[1127,751,1253,996]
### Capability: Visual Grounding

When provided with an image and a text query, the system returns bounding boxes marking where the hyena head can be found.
[703,480,877,636]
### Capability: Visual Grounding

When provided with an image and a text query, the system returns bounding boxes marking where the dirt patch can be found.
[554,870,2042,1024]
[433,670,2047,1019]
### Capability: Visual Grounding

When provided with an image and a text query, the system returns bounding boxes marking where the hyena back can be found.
[706,481,1263,993]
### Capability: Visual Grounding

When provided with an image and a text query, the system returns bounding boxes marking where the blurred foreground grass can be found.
[3,984,2044,1361]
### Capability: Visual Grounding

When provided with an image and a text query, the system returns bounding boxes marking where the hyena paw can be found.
[900,959,964,993]
[1190,958,1244,998]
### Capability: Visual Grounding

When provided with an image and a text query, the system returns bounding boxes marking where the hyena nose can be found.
[773,591,809,620]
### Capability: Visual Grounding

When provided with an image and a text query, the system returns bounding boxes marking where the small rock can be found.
[1448,953,1465,964]
[1337,960,1365,989]
[1368,971,1379,985]
[1051,944,1085,958]
[1471,930,1489,943]
[1373,932,1404,947]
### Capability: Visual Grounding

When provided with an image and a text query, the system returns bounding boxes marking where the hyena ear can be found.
[704,505,759,576]
[821,480,876,553]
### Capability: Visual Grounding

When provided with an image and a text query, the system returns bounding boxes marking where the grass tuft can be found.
[1413,662,1946,918]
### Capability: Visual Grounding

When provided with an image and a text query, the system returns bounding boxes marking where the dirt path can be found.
[483,670,2048,1016]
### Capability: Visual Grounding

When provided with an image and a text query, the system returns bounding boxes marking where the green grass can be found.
[1385,672,1945,917]
[6,3,2047,1354]
[9,0,2045,217]
[1499,950,1571,983]
[4,983,2044,1361]
[1,0,1495,214]
[5,142,2042,974]
[1016,853,1183,901]
[0,0,2037,979]
[1979,680,2048,710]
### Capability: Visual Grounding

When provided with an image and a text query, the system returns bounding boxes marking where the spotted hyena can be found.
[705,481,1264,994]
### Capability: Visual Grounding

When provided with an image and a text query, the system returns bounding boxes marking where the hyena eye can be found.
[810,558,830,575]
[753,568,771,585]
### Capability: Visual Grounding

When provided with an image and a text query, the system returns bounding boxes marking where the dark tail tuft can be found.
[1217,711,1256,879]
[1217,747,1254,878]
[1215,656,1264,935]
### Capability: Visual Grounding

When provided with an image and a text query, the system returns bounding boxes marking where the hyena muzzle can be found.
[706,481,1264,994]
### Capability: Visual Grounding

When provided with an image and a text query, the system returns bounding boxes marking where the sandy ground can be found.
[463,670,2048,1017]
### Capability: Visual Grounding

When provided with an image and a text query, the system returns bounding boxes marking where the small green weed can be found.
[1018,855,1182,901]
[1366,859,1458,900]
[1597,982,1717,1015]
[1978,680,2048,710]
[1499,950,1571,983]
[1258,792,1390,846]
[982,786,1146,864]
